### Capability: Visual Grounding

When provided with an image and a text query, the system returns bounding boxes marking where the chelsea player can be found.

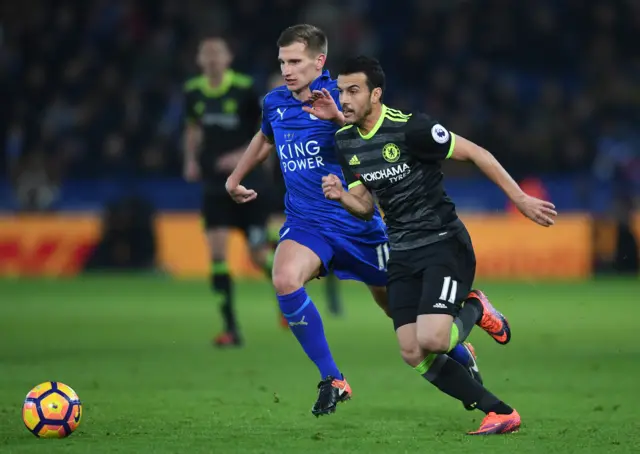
[226,24,479,416]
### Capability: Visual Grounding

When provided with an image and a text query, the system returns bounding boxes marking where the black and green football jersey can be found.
[184,69,263,188]
[335,105,463,251]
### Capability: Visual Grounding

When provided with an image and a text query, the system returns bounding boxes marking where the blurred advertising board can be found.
[0,212,605,279]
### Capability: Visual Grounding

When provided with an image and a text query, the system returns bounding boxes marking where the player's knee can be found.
[206,229,228,261]
[211,245,227,263]
[399,344,423,368]
[416,332,449,355]
[272,268,304,295]
[208,245,223,262]
[211,253,227,264]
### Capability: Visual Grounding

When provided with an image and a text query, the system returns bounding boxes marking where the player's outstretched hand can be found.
[515,195,557,227]
[322,174,344,201]
[226,180,257,204]
[302,88,340,122]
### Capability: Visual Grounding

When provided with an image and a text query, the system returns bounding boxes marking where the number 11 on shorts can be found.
[439,276,458,303]
[376,243,390,270]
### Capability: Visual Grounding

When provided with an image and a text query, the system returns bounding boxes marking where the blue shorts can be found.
[278,221,389,287]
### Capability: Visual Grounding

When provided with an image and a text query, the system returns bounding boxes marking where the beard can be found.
[354,102,373,127]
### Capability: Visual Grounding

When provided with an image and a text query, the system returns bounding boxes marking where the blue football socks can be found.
[448,343,472,366]
[277,287,342,379]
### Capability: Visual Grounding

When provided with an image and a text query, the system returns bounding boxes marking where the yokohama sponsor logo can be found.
[360,163,410,182]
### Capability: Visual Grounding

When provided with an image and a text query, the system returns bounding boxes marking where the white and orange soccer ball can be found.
[22,381,82,438]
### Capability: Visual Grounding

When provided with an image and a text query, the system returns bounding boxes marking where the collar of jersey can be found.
[358,104,388,140]
[284,70,332,101]
[310,70,331,91]
[198,70,234,98]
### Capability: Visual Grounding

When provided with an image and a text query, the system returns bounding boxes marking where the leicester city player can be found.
[317,56,557,434]
[226,24,479,416]
[264,71,344,321]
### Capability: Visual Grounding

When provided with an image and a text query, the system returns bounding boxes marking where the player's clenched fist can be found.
[225,179,257,204]
[322,174,344,200]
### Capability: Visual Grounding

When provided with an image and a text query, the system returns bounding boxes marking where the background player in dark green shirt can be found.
[183,36,275,347]
[309,56,557,435]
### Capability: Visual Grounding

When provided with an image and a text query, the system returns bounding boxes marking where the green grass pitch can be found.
[0,275,639,453]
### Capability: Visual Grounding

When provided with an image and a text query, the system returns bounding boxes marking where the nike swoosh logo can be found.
[73,407,81,424]
[492,328,508,343]
[333,382,348,396]
[473,422,505,435]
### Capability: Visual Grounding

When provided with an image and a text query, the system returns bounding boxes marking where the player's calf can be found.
[210,258,241,347]
[416,352,519,434]
[398,317,486,412]
[206,228,241,346]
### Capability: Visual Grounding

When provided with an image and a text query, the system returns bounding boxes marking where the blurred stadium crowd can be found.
[1,0,639,195]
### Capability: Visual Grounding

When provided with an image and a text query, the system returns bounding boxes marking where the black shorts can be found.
[387,228,476,330]
[201,191,270,248]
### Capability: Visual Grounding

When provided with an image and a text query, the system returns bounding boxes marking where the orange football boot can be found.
[213,332,242,347]
[468,410,521,435]
[468,289,511,345]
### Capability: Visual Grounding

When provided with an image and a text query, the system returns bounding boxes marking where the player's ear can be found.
[371,87,382,104]
[316,54,326,70]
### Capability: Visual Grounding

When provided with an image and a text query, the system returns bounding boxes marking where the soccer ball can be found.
[22,381,82,438]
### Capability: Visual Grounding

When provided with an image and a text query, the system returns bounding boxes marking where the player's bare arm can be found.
[302,88,346,127]
[225,130,274,203]
[183,122,202,181]
[450,135,557,227]
[322,174,374,221]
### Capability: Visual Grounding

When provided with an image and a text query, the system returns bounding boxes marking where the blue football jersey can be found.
[261,71,385,235]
